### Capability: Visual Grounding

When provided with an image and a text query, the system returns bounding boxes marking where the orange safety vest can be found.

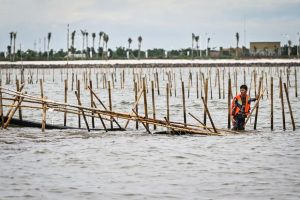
[231,94,250,116]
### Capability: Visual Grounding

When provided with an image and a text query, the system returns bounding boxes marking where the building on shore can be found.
[250,42,281,56]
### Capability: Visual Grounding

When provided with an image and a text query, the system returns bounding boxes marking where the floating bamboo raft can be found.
[0,86,240,136]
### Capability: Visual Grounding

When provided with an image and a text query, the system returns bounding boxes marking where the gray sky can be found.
[1,0,300,52]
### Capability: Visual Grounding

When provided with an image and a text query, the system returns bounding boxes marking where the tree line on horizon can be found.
[1,30,299,61]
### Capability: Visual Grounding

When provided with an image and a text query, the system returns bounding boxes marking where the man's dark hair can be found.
[240,84,248,90]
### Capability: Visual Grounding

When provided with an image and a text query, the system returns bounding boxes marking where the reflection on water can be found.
[0,66,300,199]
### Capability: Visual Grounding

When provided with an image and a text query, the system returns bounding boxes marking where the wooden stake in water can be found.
[156,71,160,95]
[295,69,298,98]
[75,91,90,132]
[279,77,286,131]
[270,77,273,131]
[227,77,232,129]
[16,79,22,121]
[284,83,296,131]
[143,78,149,130]
[71,73,74,91]
[151,81,156,130]
[201,97,217,133]
[64,79,68,126]
[0,81,4,129]
[77,79,81,128]
[89,80,95,128]
[182,81,187,126]
[222,69,225,99]
[218,69,221,99]
[108,81,113,129]
[166,83,170,121]
[204,78,208,125]
[40,79,46,132]
[196,72,199,99]
[134,82,139,130]
[254,78,262,130]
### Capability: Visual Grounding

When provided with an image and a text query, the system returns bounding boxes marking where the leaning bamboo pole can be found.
[4,93,25,129]
[283,83,296,131]
[279,76,286,131]
[75,90,90,132]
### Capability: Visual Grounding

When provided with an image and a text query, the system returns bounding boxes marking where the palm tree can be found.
[92,32,96,57]
[103,33,109,59]
[80,30,85,53]
[102,32,106,59]
[71,31,76,55]
[85,31,89,53]
[128,37,132,59]
[194,35,199,57]
[191,33,195,59]
[47,32,51,60]
[138,36,142,59]
[206,37,210,57]
[128,37,132,50]
[12,32,17,61]
[98,31,104,57]
[288,40,292,57]
[9,32,13,61]
[235,32,239,57]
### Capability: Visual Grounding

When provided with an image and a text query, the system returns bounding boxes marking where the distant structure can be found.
[250,42,281,56]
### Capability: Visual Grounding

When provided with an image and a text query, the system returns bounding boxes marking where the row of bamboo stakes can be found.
[0,65,298,133]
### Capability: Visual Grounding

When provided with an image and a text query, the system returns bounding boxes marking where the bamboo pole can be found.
[134,82,139,129]
[166,83,170,121]
[40,79,46,132]
[151,81,156,130]
[284,83,296,131]
[143,78,149,130]
[75,91,90,132]
[88,86,122,129]
[182,81,187,126]
[270,77,273,131]
[132,109,151,134]
[71,72,74,91]
[64,79,68,127]
[92,102,107,132]
[90,80,95,128]
[196,72,199,99]
[253,78,262,130]
[108,81,113,129]
[5,84,25,118]
[218,69,221,99]
[0,81,4,129]
[77,79,81,128]
[188,112,212,133]
[279,76,286,131]
[209,69,213,99]
[228,77,232,129]
[4,94,25,129]
[204,78,208,125]
[295,68,298,98]
[201,97,217,133]
[156,71,160,95]
[222,69,225,99]
[16,79,22,121]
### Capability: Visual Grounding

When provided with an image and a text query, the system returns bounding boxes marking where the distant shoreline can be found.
[0,59,299,68]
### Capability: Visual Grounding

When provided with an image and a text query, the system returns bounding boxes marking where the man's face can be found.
[240,88,247,96]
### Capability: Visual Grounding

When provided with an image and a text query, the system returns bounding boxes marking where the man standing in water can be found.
[231,85,256,130]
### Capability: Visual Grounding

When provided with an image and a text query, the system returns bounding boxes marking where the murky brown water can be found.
[0,66,300,199]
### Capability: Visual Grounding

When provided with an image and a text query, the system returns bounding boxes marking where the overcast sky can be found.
[0,0,299,52]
